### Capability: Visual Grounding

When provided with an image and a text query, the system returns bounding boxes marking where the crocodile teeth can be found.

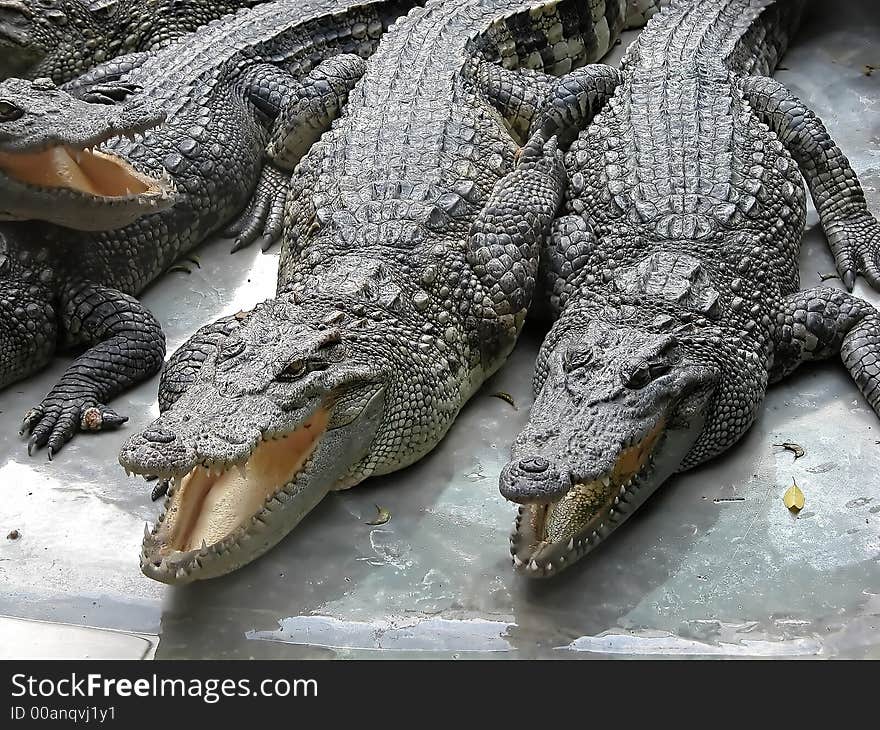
[567,538,574,551]
[200,539,209,556]
[602,476,611,487]
[513,554,524,567]
[143,522,151,538]
[528,560,539,572]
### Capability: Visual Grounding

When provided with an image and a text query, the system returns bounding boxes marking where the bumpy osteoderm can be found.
[0,0,266,84]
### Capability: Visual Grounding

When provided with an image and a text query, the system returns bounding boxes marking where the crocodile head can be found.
[118,298,401,584]
[500,313,718,577]
[0,76,175,230]
[0,0,118,81]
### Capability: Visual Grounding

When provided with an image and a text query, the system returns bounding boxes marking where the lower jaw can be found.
[143,492,333,584]
[140,413,336,584]
[510,458,658,578]
[141,458,340,584]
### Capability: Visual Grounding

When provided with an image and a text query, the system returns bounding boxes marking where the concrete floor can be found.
[0,0,878,659]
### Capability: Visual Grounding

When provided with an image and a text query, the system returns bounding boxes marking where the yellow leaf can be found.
[783,480,805,512]
[365,505,391,526]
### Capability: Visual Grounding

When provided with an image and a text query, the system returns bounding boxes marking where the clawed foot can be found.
[21,397,127,459]
[224,165,288,253]
[79,83,142,105]
[826,214,880,292]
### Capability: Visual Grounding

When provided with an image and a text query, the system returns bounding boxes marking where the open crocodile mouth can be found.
[138,407,330,584]
[510,418,666,578]
[0,135,171,201]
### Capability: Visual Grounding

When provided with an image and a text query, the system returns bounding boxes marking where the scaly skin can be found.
[117,0,659,585]
[0,0,418,457]
[0,0,269,83]
[500,0,880,577]
[0,0,412,230]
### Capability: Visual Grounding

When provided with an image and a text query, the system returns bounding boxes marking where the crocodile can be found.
[0,0,417,231]
[0,0,420,457]
[0,0,269,84]
[117,0,661,584]
[498,0,880,576]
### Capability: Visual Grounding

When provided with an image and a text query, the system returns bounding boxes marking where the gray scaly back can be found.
[0,0,270,83]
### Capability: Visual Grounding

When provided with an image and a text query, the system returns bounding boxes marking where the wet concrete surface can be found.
[0,0,878,659]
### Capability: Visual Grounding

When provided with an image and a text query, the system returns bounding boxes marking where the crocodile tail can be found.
[841,310,880,417]
[725,0,807,76]
[467,0,631,75]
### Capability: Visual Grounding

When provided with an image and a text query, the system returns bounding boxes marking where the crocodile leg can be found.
[21,280,166,458]
[225,55,367,252]
[158,311,251,412]
[225,165,290,253]
[468,60,556,141]
[468,132,565,365]
[771,286,880,415]
[0,267,57,389]
[265,54,367,170]
[532,64,622,145]
[60,51,152,103]
[739,76,880,291]
[541,213,600,321]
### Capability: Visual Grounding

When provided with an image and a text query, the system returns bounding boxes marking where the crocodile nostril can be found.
[143,429,175,444]
[520,457,550,474]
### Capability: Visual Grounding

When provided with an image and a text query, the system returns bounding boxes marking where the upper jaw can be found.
[0,117,175,227]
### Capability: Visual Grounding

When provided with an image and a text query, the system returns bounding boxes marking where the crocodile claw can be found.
[826,214,880,293]
[225,165,288,253]
[22,398,128,458]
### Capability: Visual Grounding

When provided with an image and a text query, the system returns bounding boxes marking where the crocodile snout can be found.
[499,456,572,504]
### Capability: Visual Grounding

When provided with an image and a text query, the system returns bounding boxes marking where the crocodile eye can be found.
[622,365,652,390]
[622,361,670,390]
[649,362,671,379]
[0,101,22,123]
[276,360,307,382]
